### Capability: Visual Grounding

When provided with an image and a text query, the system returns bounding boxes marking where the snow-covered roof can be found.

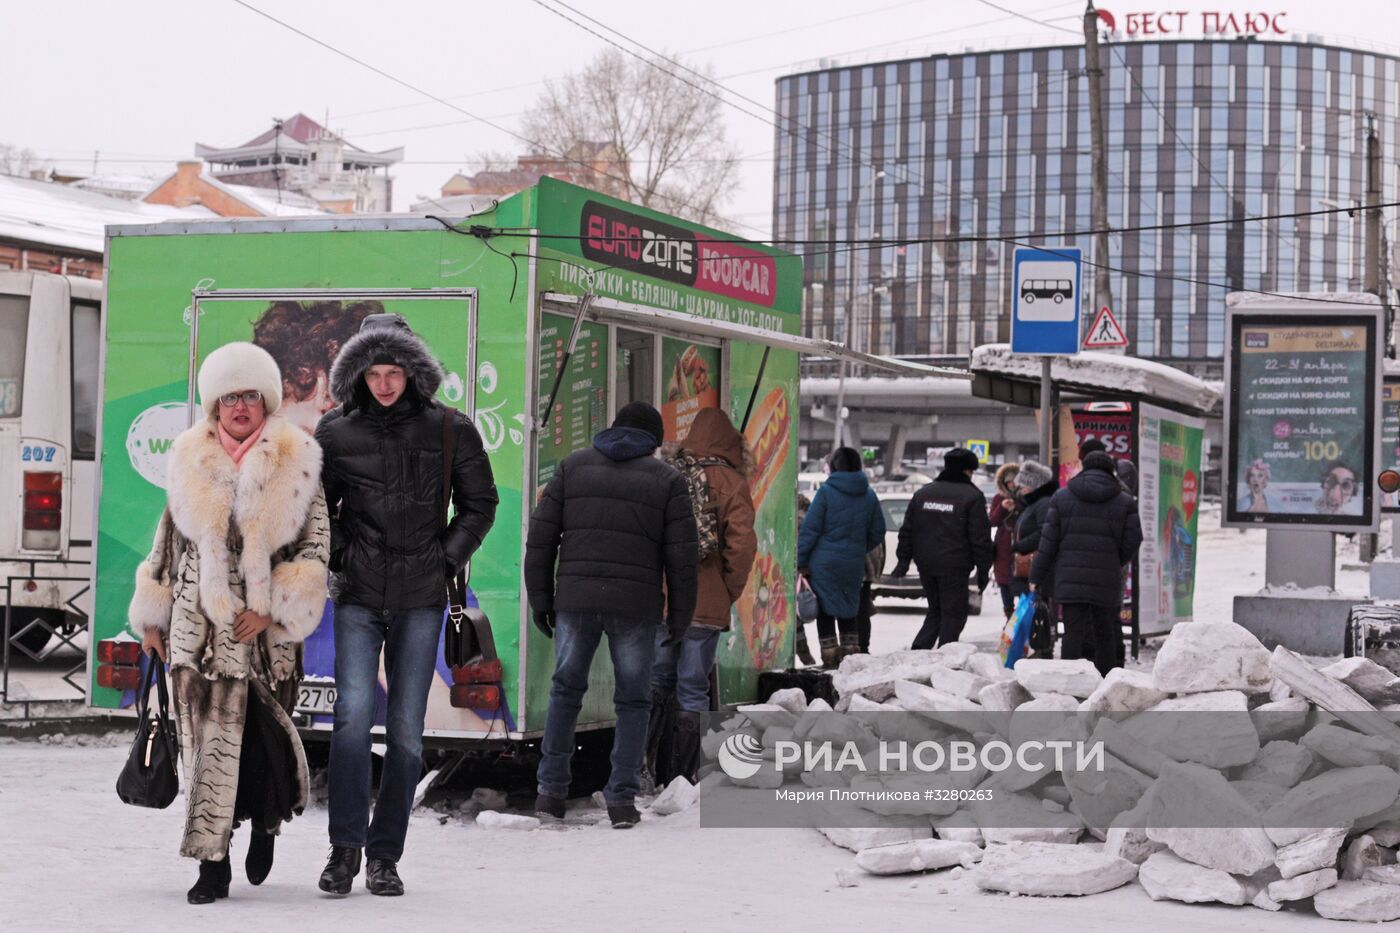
[69,173,159,200]
[218,182,325,217]
[970,344,1222,415]
[0,174,212,255]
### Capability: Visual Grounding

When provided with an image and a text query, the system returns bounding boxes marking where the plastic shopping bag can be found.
[998,592,1037,669]
[796,575,818,623]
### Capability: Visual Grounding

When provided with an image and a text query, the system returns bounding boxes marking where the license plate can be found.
[297,681,337,715]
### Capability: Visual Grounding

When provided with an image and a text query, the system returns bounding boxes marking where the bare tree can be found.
[466,151,519,175]
[0,144,53,179]
[521,49,740,227]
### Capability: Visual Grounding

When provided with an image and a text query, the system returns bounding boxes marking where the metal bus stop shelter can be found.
[969,344,1222,654]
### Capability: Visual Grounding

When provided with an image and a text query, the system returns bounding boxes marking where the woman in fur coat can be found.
[128,342,330,905]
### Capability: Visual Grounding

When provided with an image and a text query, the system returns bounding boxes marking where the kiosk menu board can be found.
[1224,299,1382,531]
[536,312,607,487]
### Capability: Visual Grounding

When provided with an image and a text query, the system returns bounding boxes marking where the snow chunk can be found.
[1151,622,1272,695]
[649,777,700,816]
[1263,766,1400,847]
[1314,880,1400,921]
[973,841,1138,897]
[1137,851,1250,904]
[854,839,983,875]
[476,811,541,830]
[1013,658,1103,698]
[1081,668,1166,714]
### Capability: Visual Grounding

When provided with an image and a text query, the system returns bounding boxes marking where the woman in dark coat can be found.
[797,447,885,668]
[1012,460,1056,601]
[989,463,1021,621]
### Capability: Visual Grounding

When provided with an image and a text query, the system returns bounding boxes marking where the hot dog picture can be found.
[735,549,788,672]
[742,386,791,512]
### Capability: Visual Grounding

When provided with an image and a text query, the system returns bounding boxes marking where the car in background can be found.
[797,472,826,499]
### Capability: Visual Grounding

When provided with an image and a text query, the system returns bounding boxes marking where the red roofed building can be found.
[429,142,628,208]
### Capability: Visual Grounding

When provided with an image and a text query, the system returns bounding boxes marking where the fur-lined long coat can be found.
[128,413,329,860]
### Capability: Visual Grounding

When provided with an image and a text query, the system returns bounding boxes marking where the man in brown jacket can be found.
[649,408,757,782]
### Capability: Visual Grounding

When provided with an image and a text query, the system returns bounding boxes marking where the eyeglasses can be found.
[218,390,263,408]
[1323,475,1356,493]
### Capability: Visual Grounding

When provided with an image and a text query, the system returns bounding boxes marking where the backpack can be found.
[670,453,728,562]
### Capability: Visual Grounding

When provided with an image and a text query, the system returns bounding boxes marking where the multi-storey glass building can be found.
[773,38,1400,375]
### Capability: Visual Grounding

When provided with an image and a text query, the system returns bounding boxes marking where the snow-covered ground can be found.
[0,740,1335,932]
[2,503,1385,930]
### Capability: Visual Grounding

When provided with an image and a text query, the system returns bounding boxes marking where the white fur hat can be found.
[197,342,282,417]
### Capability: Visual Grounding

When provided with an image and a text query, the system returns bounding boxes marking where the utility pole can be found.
[1084,1,1115,350]
[1364,113,1383,562]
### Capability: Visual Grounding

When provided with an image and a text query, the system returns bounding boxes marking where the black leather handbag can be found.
[116,653,180,809]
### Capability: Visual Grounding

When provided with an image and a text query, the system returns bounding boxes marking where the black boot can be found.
[839,633,860,661]
[187,858,231,905]
[607,803,641,828]
[668,711,706,784]
[318,845,362,896]
[366,858,405,896]
[818,636,840,670]
[245,826,274,886]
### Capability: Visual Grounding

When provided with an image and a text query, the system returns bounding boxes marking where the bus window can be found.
[0,295,28,417]
[72,301,100,459]
[615,328,655,410]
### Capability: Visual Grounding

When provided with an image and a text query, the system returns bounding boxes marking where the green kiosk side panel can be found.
[93,220,530,739]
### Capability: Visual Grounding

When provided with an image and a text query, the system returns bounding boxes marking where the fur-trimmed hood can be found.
[329,326,445,409]
[165,414,322,627]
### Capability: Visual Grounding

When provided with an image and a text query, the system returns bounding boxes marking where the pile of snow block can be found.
[707,622,1400,920]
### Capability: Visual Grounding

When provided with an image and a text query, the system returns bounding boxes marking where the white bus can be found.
[0,270,100,660]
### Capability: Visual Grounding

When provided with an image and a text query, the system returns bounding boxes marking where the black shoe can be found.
[318,845,362,896]
[607,804,641,828]
[187,858,231,905]
[365,858,404,896]
[246,826,275,886]
[535,793,567,820]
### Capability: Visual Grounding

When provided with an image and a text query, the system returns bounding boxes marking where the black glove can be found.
[891,561,910,579]
[662,615,688,647]
[532,610,555,639]
[976,568,990,592]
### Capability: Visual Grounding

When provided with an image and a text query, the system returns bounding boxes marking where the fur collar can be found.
[329,326,444,410]
[166,414,322,625]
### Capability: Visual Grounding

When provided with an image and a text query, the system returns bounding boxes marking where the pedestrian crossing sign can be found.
[1084,306,1128,349]
[965,439,990,463]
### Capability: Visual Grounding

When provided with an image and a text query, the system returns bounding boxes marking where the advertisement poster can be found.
[661,337,721,442]
[1138,404,1205,636]
[1383,378,1400,512]
[1226,316,1377,528]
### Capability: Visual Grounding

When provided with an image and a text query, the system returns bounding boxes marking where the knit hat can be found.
[1015,460,1053,490]
[613,401,664,445]
[944,447,980,474]
[1083,450,1118,474]
[1078,437,1108,460]
[197,341,282,417]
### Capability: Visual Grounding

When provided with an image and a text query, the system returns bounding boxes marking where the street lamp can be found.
[832,169,886,450]
[833,283,891,450]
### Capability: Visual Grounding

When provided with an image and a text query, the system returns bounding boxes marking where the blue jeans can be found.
[327,603,443,862]
[650,627,720,713]
[537,611,658,806]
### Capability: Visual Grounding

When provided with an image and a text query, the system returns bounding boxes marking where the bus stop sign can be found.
[1011,246,1082,355]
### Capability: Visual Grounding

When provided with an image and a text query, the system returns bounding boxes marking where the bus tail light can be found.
[22,472,62,550]
[450,684,501,711]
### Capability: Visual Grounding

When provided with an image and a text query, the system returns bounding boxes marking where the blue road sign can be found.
[1011,246,1082,355]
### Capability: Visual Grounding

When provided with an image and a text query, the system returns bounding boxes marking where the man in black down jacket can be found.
[1030,451,1143,675]
[526,401,697,828]
[892,448,994,649]
[315,314,498,896]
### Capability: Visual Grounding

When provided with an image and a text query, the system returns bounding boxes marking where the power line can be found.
[228,0,766,234]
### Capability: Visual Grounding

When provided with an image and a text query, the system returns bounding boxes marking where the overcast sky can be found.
[4,0,1392,236]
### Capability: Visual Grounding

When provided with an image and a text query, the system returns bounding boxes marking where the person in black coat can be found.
[1030,451,1144,675]
[526,401,698,828]
[892,448,994,649]
[316,314,498,896]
